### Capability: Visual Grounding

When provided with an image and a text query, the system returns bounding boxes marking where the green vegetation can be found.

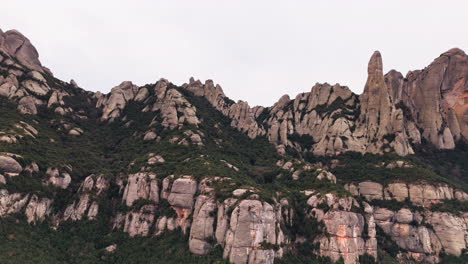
[375,226,403,259]
[288,133,315,149]
[302,151,468,191]
[431,199,468,216]
[358,254,376,264]
[0,216,227,264]
[368,198,423,212]
[256,108,270,124]
[439,249,468,264]
[395,102,413,120]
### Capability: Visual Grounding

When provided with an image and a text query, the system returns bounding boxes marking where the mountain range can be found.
[0,28,467,264]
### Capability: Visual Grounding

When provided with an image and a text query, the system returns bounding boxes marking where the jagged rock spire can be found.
[358,51,392,139]
[367,51,384,77]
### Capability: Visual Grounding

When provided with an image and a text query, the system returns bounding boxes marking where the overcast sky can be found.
[2,1,467,106]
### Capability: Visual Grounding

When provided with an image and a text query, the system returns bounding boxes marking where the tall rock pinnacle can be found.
[367,51,384,76]
[355,51,415,155]
[358,51,392,139]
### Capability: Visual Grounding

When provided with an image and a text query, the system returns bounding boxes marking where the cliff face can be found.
[0,28,467,264]
[386,48,468,149]
[185,49,467,156]
[1,27,465,156]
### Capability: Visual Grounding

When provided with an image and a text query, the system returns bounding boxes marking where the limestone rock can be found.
[384,183,409,202]
[63,174,109,221]
[25,194,52,224]
[167,176,197,209]
[0,29,43,72]
[143,130,157,141]
[122,172,159,206]
[358,181,383,200]
[0,155,22,174]
[223,200,280,264]
[427,211,467,256]
[387,48,468,148]
[316,169,337,184]
[189,195,216,255]
[46,167,71,189]
[317,210,376,264]
[99,81,139,121]
[123,205,156,237]
[17,96,38,114]
[0,189,29,216]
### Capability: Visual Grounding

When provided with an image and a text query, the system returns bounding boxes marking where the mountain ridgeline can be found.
[0,28,467,264]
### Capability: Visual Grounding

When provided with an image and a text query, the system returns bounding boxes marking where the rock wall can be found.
[111,174,288,264]
[1,26,466,157]
[182,49,468,156]
[62,174,109,221]
[372,207,468,262]
[345,181,468,206]
[386,48,468,149]
[306,192,377,264]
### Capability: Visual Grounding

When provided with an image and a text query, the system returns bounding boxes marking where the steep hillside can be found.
[0,28,467,264]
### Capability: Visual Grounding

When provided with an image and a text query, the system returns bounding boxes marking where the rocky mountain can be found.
[0,28,467,264]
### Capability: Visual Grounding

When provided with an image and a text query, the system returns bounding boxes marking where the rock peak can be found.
[442,47,466,57]
[0,28,43,72]
[368,51,383,75]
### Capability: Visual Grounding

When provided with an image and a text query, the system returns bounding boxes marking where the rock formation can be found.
[0,28,467,264]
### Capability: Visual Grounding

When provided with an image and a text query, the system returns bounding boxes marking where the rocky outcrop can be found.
[112,175,288,263]
[189,195,217,255]
[122,204,157,237]
[386,48,468,149]
[45,167,72,189]
[0,189,29,216]
[426,211,467,256]
[357,181,384,200]
[25,194,52,224]
[97,79,200,129]
[371,206,468,262]
[122,172,159,206]
[149,80,200,129]
[223,200,283,264]
[185,78,264,138]
[98,81,139,121]
[63,174,109,221]
[0,154,22,175]
[0,29,43,72]
[181,49,467,156]
[355,51,415,155]
[317,211,375,264]
[305,192,377,264]
[167,176,197,210]
[346,181,468,205]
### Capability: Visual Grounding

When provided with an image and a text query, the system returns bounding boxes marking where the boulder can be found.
[358,181,383,200]
[122,172,159,206]
[0,155,22,174]
[17,96,37,114]
[167,177,197,209]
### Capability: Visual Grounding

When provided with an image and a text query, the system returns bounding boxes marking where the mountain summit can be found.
[0,29,467,264]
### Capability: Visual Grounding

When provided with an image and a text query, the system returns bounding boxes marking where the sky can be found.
[2,1,467,106]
